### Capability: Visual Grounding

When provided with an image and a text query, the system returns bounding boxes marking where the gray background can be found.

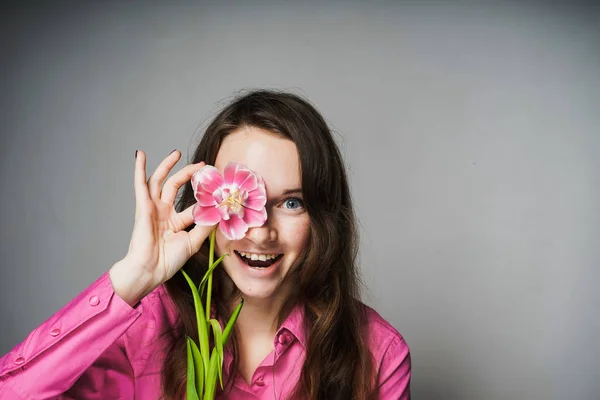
[1,1,599,399]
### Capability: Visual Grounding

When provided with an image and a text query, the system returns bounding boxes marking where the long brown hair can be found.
[159,90,376,399]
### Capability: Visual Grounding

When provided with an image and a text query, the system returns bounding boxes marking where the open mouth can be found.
[234,250,283,269]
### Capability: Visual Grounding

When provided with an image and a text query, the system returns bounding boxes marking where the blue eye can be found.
[282,198,304,210]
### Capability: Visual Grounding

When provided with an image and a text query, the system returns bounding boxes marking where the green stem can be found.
[205,229,216,321]
[180,270,210,383]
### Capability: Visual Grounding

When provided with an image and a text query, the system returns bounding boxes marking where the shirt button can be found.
[14,357,25,365]
[50,328,61,337]
[89,296,100,306]
[255,377,265,387]
[278,333,289,345]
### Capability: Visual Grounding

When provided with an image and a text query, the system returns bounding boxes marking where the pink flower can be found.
[191,161,268,240]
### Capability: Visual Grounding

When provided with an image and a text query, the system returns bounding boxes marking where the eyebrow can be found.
[281,188,303,196]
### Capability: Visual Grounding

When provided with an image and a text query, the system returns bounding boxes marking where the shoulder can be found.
[360,303,410,366]
[360,303,412,397]
[361,303,408,349]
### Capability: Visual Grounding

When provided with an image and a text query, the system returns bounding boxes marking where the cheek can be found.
[285,216,311,251]
[214,231,230,256]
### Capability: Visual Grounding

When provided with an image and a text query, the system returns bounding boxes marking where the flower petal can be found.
[223,162,240,186]
[192,204,221,226]
[192,165,224,194]
[212,188,224,204]
[194,190,217,207]
[218,204,231,220]
[219,214,249,240]
[234,169,258,192]
[243,207,267,228]
[244,184,267,211]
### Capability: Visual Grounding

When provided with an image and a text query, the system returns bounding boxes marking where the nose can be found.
[245,218,277,245]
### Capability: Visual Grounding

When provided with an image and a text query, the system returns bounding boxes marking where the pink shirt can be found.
[0,272,411,399]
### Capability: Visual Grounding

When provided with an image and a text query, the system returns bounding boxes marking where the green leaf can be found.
[181,269,210,382]
[209,319,224,389]
[188,336,204,394]
[186,337,200,400]
[203,349,219,400]
[223,299,244,345]
[199,254,227,296]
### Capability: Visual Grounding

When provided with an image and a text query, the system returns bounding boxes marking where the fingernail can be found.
[170,149,178,155]
[135,150,138,159]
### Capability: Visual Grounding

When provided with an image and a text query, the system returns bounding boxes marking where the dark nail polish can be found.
[170,149,178,155]
[135,150,138,159]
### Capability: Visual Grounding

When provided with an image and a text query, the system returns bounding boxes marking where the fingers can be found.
[161,161,206,206]
[177,203,197,228]
[188,223,218,255]
[147,150,182,200]
[134,150,151,219]
[177,204,216,254]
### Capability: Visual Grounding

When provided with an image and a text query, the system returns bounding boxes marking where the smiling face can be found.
[213,126,310,303]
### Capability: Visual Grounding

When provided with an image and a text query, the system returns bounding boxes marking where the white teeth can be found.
[239,251,279,260]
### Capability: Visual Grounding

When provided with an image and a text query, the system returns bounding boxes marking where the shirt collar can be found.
[277,303,307,348]
[222,303,308,373]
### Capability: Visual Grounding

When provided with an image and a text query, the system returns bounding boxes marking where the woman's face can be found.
[213,126,310,303]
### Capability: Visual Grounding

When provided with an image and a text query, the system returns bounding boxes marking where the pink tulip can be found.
[191,161,268,240]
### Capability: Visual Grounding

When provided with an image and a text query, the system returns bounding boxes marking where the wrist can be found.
[109,259,155,308]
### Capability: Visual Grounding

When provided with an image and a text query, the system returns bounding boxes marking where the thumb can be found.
[188,223,218,255]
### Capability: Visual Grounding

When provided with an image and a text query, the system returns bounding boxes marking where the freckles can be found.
[279,221,309,244]
[291,217,311,236]
[282,218,311,250]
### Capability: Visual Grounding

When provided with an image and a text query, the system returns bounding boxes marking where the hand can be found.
[109,150,214,306]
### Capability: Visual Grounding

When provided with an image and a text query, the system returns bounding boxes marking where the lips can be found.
[234,250,283,268]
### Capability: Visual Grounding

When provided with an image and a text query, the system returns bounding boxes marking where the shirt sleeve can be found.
[0,272,144,400]
[377,335,412,400]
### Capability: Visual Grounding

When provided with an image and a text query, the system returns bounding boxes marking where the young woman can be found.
[0,90,411,399]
